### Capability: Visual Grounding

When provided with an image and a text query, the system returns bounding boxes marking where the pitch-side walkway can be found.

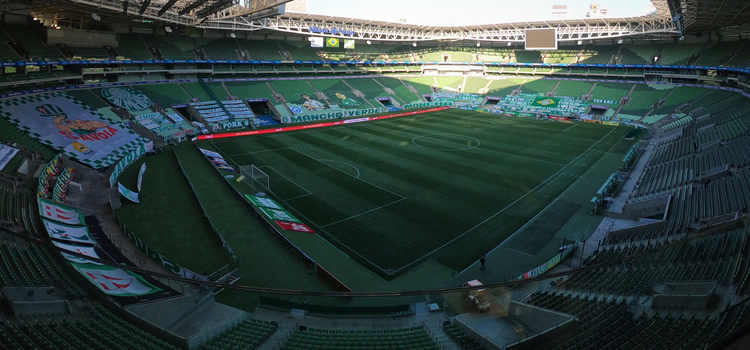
[608,141,655,214]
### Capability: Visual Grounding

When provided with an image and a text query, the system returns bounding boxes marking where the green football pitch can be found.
[201,109,630,276]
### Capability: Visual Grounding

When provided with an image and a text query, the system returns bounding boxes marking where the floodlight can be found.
[412,42,417,47]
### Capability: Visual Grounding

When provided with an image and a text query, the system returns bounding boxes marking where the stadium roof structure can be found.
[667,0,750,35]
[199,0,681,42]
[6,0,684,43]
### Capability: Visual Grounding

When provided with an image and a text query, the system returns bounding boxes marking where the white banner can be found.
[43,218,96,245]
[0,93,147,168]
[0,144,19,171]
[53,240,102,265]
[137,163,146,191]
[38,196,85,225]
[118,182,140,203]
[72,263,162,296]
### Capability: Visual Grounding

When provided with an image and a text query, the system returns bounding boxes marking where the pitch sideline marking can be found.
[412,127,618,267]
[255,165,314,199]
[321,198,406,228]
[290,147,406,201]
[228,147,293,156]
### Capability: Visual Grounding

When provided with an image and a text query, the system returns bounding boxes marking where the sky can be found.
[301,0,656,26]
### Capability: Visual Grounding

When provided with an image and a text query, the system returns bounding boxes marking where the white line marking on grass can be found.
[317,159,361,178]
[229,147,292,156]
[366,123,566,166]
[257,165,314,200]
[411,134,481,151]
[561,123,578,132]
[321,198,406,228]
[415,127,618,268]
[290,147,406,200]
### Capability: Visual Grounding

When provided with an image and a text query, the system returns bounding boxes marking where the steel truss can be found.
[199,13,679,42]
[60,0,679,42]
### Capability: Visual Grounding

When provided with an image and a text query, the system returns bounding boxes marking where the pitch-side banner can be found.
[43,218,96,245]
[0,144,19,171]
[109,140,154,187]
[244,194,282,209]
[118,182,140,203]
[259,207,301,223]
[275,220,315,234]
[72,263,162,297]
[53,240,103,265]
[137,163,146,191]
[38,196,85,225]
[0,92,149,169]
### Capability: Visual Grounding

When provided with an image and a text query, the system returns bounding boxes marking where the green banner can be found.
[244,194,282,209]
[281,107,388,124]
[403,101,454,109]
[72,262,162,297]
[109,140,154,187]
[259,207,301,223]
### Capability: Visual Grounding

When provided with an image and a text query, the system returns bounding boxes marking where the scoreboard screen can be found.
[525,28,557,50]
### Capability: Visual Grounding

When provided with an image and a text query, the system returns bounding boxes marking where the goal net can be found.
[240,165,270,193]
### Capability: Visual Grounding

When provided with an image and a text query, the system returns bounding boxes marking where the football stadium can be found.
[0,0,750,348]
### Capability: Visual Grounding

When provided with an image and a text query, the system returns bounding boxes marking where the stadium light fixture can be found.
[617,39,623,44]
[476,42,481,47]
[577,40,582,45]
[164,26,172,33]
[230,32,236,38]
[366,40,371,45]
[507,42,512,46]
[412,42,417,47]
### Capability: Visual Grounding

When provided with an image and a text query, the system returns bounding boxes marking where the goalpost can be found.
[240,165,270,194]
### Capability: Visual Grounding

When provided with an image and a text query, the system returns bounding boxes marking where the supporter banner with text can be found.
[275,220,315,234]
[109,140,154,187]
[0,92,149,168]
[52,240,103,265]
[517,241,577,280]
[259,207,301,223]
[38,196,85,225]
[42,218,96,245]
[72,263,163,297]
[0,144,19,171]
[281,107,388,124]
[198,107,449,140]
[244,194,282,209]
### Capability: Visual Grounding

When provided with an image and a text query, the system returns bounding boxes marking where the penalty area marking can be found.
[317,159,361,178]
[256,165,313,201]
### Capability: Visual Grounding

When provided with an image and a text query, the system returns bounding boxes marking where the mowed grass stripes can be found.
[209,109,629,275]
